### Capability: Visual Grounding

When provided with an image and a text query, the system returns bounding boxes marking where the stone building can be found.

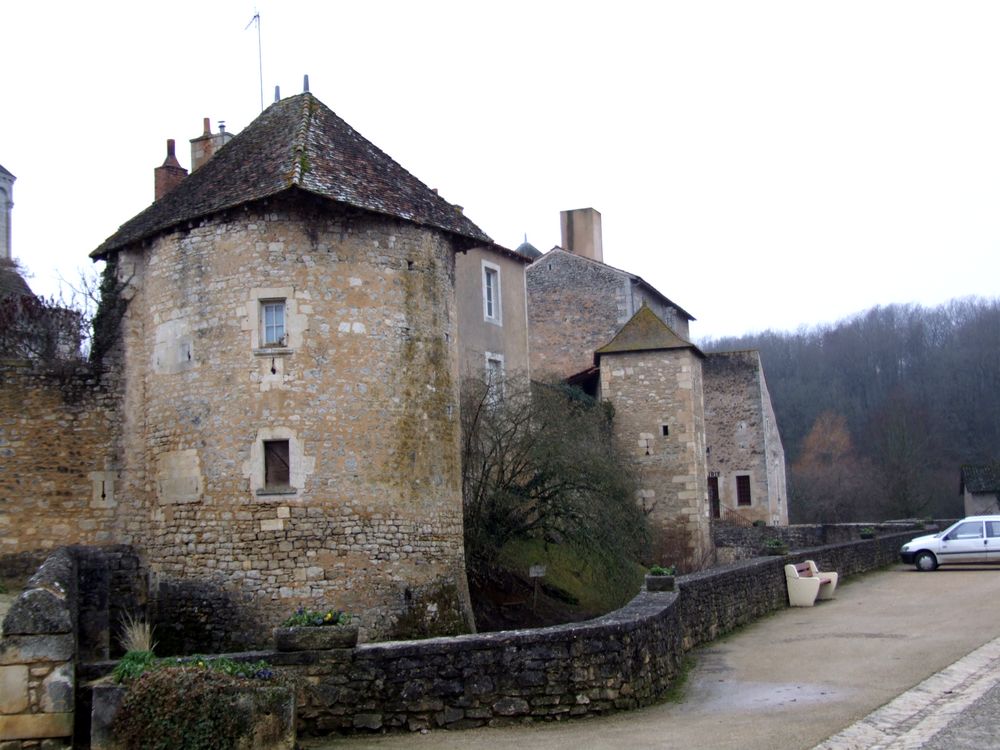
[454,243,531,385]
[703,351,788,525]
[0,164,14,263]
[2,91,505,649]
[960,463,1000,515]
[526,208,693,380]
[595,306,712,567]
[525,208,789,566]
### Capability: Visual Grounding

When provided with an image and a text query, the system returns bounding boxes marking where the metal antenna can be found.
[246,7,264,111]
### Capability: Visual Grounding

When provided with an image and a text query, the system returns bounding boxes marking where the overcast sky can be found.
[3,1,1000,340]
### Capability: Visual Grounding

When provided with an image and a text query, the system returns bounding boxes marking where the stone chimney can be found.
[560,207,603,263]
[154,140,188,201]
[190,117,234,172]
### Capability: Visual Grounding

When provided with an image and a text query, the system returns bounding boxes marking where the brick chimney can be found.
[560,208,603,263]
[154,139,188,201]
[190,117,234,172]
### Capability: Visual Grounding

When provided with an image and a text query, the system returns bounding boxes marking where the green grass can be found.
[499,537,645,614]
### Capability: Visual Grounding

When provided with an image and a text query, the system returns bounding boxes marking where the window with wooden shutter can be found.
[264,440,290,488]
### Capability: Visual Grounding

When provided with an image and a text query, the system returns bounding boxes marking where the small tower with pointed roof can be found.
[595,305,712,568]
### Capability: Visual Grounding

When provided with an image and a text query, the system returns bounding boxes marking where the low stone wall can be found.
[0,545,146,748]
[67,531,918,743]
[712,521,927,562]
[91,530,910,739]
[0,548,77,748]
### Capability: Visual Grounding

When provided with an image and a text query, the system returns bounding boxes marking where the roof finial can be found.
[303,74,310,93]
[274,85,280,102]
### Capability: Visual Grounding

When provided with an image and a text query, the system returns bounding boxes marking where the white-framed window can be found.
[261,300,286,347]
[482,261,501,324]
[485,352,505,402]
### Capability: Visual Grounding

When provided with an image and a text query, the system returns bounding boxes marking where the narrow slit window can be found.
[261,301,286,347]
[661,424,669,437]
[264,440,290,488]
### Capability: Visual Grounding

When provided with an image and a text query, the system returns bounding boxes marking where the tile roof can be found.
[960,464,1000,494]
[93,93,491,258]
[595,305,703,359]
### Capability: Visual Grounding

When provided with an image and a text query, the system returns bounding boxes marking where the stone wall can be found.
[101,530,908,740]
[0,549,77,748]
[703,351,787,525]
[0,546,145,748]
[599,348,711,568]
[712,521,927,563]
[110,195,472,647]
[55,531,912,744]
[0,361,119,563]
[526,250,689,379]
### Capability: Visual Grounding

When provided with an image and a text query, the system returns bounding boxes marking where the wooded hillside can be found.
[702,298,1000,522]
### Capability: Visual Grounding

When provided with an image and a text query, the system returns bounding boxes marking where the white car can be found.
[900,516,1000,571]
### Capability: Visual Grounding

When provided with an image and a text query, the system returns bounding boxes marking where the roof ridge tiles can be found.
[92,92,490,258]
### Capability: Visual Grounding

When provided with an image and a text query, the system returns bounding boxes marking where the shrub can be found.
[113,652,273,684]
[119,612,155,654]
[281,607,350,627]
[113,650,157,684]
[112,667,287,750]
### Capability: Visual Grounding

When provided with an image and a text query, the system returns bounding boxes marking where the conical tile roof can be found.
[93,93,490,258]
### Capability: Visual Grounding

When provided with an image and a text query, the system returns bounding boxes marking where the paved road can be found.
[303,564,1000,749]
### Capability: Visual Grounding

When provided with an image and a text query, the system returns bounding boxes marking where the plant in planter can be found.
[860,526,876,539]
[763,538,789,556]
[752,519,767,527]
[274,607,358,651]
[645,564,677,592]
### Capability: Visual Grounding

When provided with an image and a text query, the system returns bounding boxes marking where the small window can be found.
[264,440,290,488]
[736,475,752,507]
[261,301,286,347]
[661,424,669,437]
[485,353,505,403]
[482,263,501,323]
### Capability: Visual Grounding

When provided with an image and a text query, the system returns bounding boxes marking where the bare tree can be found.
[460,375,649,584]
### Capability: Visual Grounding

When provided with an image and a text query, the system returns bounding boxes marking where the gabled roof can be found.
[0,164,13,180]
[93,93,491,258]
[595,305,703,359]
[529,247,695,322]
[960,464,1000,494]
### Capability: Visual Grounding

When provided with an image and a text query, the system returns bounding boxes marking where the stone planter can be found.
[763,544,789,556]
[645,574,675,592]
[274,625,358,652]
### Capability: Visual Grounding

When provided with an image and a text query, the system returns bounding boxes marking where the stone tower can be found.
[0,164,14,263]
[91,93,490,649]
[595,306,712,569]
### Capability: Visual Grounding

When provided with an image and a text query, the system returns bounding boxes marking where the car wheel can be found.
[915,551,938,572]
